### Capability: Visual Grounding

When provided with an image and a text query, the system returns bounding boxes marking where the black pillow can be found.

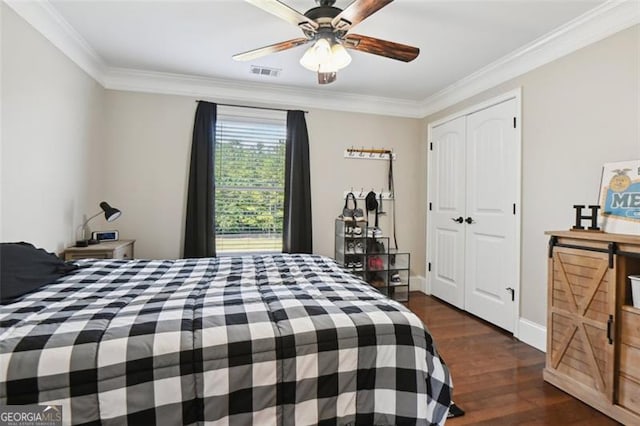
[0,242,78,304]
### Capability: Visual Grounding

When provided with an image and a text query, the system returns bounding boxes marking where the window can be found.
[214,108,286,254]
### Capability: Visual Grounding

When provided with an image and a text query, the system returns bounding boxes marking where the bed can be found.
[1,253,451,425]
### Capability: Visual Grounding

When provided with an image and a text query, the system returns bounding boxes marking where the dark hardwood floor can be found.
[407,292,621,425]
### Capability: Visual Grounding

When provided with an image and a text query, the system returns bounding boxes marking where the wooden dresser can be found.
[544,231,640,424]
[64,240,135,261]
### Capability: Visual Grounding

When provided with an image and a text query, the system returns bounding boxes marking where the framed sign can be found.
[598,160,640,235]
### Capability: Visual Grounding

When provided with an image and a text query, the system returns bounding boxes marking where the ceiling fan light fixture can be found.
[318,71,337,85]
[239,0,419,84]
[299,36,351,76]
[300,38,333,72]
[330,43,351,70]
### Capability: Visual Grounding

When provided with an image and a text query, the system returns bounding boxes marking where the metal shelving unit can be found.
[334,219,410,302]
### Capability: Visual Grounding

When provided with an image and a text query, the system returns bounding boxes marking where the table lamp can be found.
[76,201,122,247]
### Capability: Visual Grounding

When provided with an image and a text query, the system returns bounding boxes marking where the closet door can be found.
[464,99,518,332]
[429,117,466,308]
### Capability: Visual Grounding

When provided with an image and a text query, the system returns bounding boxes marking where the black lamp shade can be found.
[99,201,121,222]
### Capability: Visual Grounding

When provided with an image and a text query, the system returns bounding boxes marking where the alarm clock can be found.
[91,230,119,242]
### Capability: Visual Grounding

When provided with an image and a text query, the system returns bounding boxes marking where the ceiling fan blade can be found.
[246,0,318,31]
[233,37,310,61]
[331,0,393,31]
[343,34,419,62]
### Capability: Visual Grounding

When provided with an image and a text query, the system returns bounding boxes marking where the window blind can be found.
[215,114,286,254]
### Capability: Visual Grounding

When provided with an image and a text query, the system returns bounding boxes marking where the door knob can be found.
[451,217,464,223]
[465,217,474,224]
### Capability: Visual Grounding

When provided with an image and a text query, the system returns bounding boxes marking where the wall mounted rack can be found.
[344,148,397,160]
[343,189,394,200]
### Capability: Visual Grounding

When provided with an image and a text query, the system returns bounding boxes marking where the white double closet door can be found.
[428,98,519,333]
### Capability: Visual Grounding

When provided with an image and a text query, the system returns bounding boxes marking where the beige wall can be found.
[423,25,640,326]
[307,109,424,278]
[101,91,194,260]
[101,91,426,277]
[3,1,638,328]
[1,4,105,254]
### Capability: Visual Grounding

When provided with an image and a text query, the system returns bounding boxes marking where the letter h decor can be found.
[572,205,601,231]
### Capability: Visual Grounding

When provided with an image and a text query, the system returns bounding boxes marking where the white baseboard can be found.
[407,278,546,353]
[410,275,427,294]
[518,318,547,353]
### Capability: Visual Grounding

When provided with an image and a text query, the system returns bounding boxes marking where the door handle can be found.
[506,287,515,301]
[465,217,474,224]
[451,217,464,223]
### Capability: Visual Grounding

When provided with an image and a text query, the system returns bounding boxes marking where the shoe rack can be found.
[334,219,410,302]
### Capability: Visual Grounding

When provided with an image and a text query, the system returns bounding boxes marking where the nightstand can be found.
[64,240,135,261]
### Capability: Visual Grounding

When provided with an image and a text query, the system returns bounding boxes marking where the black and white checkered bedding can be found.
[1,254,451,425]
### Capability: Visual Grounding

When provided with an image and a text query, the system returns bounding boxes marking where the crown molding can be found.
[103,68,424,118]
[6,0,639,118]
[418,0,640,117]
[4,0,420,117]
[4,0,107,84]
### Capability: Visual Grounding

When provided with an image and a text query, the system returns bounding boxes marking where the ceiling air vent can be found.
[250,65,281,78]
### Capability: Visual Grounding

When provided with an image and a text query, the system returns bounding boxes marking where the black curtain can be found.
[283,110,313,254]
[184,101,217,258]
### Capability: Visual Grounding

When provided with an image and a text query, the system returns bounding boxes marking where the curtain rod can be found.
[196,100,308,114]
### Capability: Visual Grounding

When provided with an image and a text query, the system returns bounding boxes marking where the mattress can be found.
[0,254,451,425]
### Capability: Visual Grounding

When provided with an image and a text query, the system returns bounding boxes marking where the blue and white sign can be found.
[599,160,640,235]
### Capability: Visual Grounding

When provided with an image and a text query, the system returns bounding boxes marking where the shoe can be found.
[347,242,355,254]
[369,275,385,288]
[354,261,363,270]
[353,208,366,222]
[346,262,354,268]
[341,208,354,222]
[342,192,357,222]
[355,242,364,254]
[368,256,384,270]
[391,272,401,284]
[367,227,382,237]
[352,226,362,236]
[345,226,353,236]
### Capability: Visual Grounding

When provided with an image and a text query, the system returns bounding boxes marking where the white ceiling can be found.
[47,0,605,102]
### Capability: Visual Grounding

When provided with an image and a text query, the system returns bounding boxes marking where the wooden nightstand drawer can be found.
[66,252,110,260]
[64,240,135,261]
[113,244,133,260]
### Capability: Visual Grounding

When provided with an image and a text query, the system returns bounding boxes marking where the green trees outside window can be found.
[214,119,286,253]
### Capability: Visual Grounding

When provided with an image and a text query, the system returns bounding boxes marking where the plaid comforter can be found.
[1,254,451,425]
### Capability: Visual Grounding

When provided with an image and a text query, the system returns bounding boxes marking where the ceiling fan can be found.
[233,0,419,84]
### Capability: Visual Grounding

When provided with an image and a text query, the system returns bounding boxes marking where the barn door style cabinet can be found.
[544,231,640,424]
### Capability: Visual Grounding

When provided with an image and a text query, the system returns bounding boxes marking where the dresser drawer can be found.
[620,343,640,382]
[619,308,640,415]
[619,374,640,415]
[621,307,640,348]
